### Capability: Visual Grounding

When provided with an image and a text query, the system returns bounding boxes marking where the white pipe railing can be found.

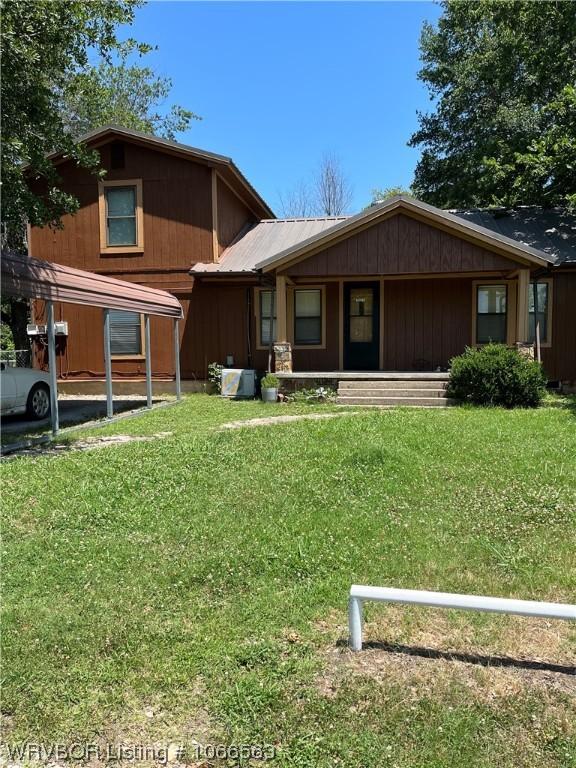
[348,585,576,651]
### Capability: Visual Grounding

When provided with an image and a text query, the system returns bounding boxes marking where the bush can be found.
[285,386,337,404]
[261,373,279,389]
[448,344,547,408]
[207,362,224,394]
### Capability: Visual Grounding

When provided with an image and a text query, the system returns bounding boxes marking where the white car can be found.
[0,364,51,419]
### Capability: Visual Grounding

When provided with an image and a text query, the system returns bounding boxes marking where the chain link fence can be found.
[0,349,31,368]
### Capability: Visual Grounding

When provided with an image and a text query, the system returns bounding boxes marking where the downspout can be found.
[246,287,252,369]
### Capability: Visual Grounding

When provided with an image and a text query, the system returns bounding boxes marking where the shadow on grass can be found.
[338,639,576,676]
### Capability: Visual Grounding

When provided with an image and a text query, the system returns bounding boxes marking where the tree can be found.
[279,154,352,217]
[315,153,352,216]
[60,54,200,141]
[368,186,413,207]
[409,1,576,209]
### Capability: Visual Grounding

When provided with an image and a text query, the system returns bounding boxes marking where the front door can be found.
[344,282,380,370]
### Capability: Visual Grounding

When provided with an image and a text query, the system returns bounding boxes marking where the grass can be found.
[2,395,575,767]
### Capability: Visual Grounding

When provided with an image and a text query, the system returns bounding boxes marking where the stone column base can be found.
[274,342,292,373]
[515,342,535,359]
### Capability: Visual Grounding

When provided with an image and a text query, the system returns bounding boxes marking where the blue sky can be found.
[124,1,442,215]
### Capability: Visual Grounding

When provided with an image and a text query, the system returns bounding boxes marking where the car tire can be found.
[26,383,51,420]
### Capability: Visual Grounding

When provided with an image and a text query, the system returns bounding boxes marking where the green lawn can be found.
[2,395,575,767]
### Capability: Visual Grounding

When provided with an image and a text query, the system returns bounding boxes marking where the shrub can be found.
[448,344,547,408]
[261,373,279,389]
[207,362,224,394]
[286,386,337,404]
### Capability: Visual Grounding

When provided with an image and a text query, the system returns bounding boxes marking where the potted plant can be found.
[260,373,279,403]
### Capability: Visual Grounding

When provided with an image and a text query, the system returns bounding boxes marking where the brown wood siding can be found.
[29,140,214,271]
[216,177,256,256]
[541,271,576,382]
[284,214,520,277]
[382,278,472,371]
[33,299,177,378]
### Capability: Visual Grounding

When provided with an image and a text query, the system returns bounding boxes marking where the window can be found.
[349,287,374,343]
[98,179,143,253]
[294,289,322,345]
[529,281,550,344]
[106,187,137,245]
[109,310,143,356]
[476,285,507,343]
[260,290,276,346]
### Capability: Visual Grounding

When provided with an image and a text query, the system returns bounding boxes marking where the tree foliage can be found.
[1,0,195,245]
[410,0,576,209]
[60,55,200,141]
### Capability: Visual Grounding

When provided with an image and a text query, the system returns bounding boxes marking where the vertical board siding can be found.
[382,278,472,371]
[216,177,256,256]
[285,214,519,276]
[541,272,576,381]
[30,140,214,272]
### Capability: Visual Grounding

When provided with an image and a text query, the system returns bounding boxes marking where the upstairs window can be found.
[294,289,322,346]
[110,310,143,357]
[106,186,137,246]
[98,179,144,253]
[476,285,507,344]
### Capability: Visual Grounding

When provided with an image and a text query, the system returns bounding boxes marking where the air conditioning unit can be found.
[54,321,69,336]
[27,324,47,336]
[220,368,256,398]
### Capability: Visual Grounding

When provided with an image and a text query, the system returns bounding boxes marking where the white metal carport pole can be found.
[46,300,59,435]
[103,309,114,419]
[144,314,152,408]
[173,318,181,401]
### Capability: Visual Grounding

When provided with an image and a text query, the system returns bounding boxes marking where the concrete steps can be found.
[337,377,455,407]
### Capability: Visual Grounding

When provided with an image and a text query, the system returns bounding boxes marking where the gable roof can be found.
[48,125,274,220]
[193,196,573,276]
[253,196,554,273]
[190,216,347,274]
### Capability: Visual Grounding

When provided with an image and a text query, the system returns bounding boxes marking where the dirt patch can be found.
[6,432,173,458]
[219,411,361,430]
[315,606,576,702]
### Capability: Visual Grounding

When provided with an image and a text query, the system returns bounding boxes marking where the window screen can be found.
[106,186,137,246]
[294,289,322,345]
[109,310,142,355]
[476,285,507,343]
[528,282,549,343]
[260,290,276,345]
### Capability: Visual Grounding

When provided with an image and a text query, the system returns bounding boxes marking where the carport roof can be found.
[1,252,183,318]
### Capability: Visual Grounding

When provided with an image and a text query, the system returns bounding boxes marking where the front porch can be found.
[269,269,538,375]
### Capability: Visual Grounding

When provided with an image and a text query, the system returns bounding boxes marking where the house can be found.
[28,126,576,390]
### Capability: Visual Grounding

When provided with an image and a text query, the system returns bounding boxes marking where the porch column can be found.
[276,274,288,341]
[516,268,530,342]
[273,274,292,373]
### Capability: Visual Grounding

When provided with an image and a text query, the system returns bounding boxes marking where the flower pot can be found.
[262,387,278,403]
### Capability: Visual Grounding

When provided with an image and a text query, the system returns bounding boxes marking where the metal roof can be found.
[190,217,348,274]
[2,252,183,318]
[47,125,275,220]
[451,207,575,266]
[194,197,571,277]
[251,197,556,273]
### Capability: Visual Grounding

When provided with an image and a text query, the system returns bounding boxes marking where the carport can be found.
[2,252,183,435]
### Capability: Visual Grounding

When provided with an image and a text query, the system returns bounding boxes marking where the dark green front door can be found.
[344,282,380,370]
